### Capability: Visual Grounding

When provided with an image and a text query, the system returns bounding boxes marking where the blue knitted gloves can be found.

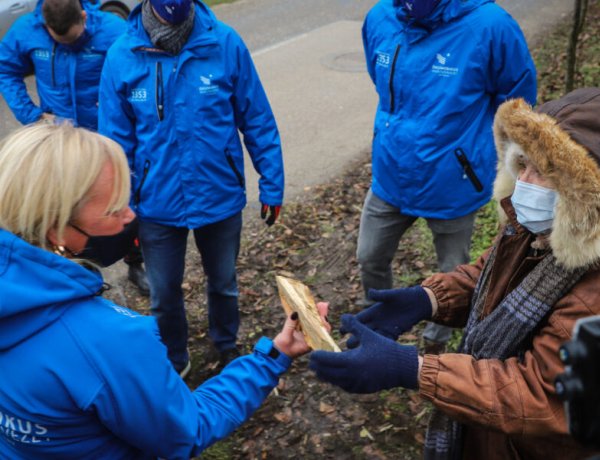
[309,315,419,393]
[345,286,432,348]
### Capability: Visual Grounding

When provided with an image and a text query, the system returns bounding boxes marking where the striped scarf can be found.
[423,226,586,460]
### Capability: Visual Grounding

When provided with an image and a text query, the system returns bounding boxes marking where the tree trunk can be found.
[566,0,589,92]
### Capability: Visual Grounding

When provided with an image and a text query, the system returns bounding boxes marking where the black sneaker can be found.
[127,263,150,297]
[219,347,241,368]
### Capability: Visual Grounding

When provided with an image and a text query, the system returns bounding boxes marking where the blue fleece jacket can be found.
[98,0,284,228]
[0,229,291,459]
[0,0,125,129]
[363,0,537,218]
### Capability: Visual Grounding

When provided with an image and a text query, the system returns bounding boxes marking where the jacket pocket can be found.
[224,149,244,188]
[134,159,151,205]
[155,62,164,121]
[454,148,483,192]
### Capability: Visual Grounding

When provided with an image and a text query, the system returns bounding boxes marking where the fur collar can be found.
[493,98,600,269]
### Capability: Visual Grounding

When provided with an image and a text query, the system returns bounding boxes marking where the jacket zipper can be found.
[156,61,164,121]
[454,148,483,192]
[51,42,57,87]
[225,149,245,188]
[388,45,401,113]
[134,159,151,205]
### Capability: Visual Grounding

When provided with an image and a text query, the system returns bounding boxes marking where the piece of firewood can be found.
[276,275,341,352]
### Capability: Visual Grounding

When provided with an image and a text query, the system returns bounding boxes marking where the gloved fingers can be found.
[345,335,360,349]
[309,347,360,372]
[367,288,403,302]
[266,205,280,226]
[353,301,383,325]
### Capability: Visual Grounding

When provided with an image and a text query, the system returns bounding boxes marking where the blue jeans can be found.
[357,189,476,344]
[138,213,242,371]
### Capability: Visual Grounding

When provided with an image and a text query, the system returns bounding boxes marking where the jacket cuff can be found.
[421,277,451,323]
[418,354,440,400]
[254,337,292,371]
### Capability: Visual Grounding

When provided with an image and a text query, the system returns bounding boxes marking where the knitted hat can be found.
[493,88,600,268]
[149,0,191,25]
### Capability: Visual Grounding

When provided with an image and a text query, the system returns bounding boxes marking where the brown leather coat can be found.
[419,200,600,459]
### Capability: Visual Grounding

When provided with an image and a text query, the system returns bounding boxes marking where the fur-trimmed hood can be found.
[493,88,600,269]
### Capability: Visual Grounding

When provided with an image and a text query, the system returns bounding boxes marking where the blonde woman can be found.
[0,123,324,459]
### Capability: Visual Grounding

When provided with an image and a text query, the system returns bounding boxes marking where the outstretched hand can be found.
[274,302,330,358]
[346,286,432,348]
[309,314,419,394]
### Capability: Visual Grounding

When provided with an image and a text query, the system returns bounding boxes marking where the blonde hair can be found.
[0,122,130,249]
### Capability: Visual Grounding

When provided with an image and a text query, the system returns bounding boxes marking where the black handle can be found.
[454,148,483,192]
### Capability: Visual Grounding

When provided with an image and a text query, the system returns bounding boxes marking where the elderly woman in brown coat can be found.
[309,88,600,459]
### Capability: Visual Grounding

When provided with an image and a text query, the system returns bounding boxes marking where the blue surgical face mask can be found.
[511,180,558,234]
[395,0,441,19]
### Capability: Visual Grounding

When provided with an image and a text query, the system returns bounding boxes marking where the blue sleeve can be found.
[362,13,376,84]
[485,12,537,109]
[0,18,43,124]
[98,52,137,168]
[229,31,284,206]
[90,315,290,458]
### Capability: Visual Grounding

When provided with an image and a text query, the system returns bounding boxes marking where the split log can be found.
[276,275,341,352]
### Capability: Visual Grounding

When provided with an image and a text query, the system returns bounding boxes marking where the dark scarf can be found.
[423,225,587,460]
[141,0,195,55]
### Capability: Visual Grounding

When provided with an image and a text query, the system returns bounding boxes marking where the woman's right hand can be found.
[273,302,330,359]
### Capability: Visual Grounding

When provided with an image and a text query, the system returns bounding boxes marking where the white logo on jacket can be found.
[376,52,391,68]
[199,74,218,95]
[431,52,458,77]
[130,88,148,102]
[33,49,50,61]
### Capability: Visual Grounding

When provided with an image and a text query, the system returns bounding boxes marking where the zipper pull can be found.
[454,148,484,192]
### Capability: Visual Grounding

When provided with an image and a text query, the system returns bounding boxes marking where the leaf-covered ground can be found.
[105,3,600,458]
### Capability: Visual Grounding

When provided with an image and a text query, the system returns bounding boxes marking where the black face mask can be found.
[69,219,140,267]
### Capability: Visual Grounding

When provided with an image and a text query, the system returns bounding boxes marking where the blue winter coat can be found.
[0,0,125,129]
[98,1,284,228]
[363,0,536,219]
[0,228,291,459]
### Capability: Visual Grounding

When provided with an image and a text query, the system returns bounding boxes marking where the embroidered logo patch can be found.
[130,88,148,102]
[431,52,458,77]
[199,74,218,95]
[376,52,391,68]
[33,49,50,61]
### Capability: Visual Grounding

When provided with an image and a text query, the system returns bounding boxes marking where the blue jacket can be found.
[0,228,291,459]
[0,0,125,130]
[98,1,284,228]
[363,0,536,219]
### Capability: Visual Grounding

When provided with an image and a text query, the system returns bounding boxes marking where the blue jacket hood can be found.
[0,229,102,350]
[393,0,494,42]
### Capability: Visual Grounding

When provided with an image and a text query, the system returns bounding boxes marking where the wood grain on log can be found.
[276,275,341,352]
